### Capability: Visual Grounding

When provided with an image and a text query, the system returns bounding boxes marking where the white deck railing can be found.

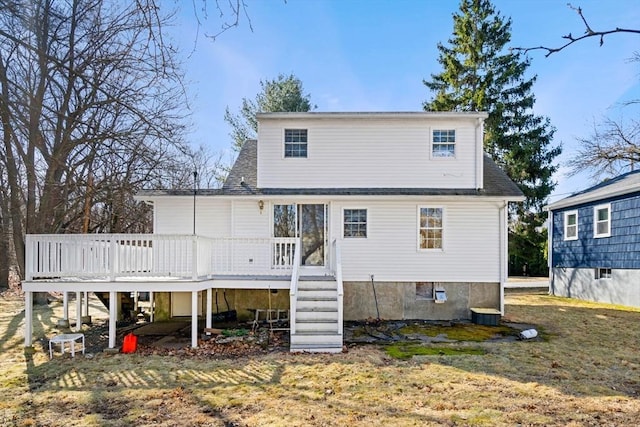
[289,241,302,334]
[25,234,298,281]
[332,239,344,337]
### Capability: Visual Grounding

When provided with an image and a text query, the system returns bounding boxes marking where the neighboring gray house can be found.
[546,169,640,308]
[23,112,524,352]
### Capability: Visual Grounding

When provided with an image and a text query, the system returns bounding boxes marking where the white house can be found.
[23,112,524,353]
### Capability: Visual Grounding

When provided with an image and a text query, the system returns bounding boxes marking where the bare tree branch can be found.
[513,4,640,57]
[567,116,640,180]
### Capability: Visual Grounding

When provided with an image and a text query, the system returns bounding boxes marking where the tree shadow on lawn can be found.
[11,294,640,427]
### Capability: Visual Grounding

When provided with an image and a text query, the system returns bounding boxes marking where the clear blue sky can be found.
[168,0,640,201]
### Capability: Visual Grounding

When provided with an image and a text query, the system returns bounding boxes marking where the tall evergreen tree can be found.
[224,73,314,152]
[424,0,561,275]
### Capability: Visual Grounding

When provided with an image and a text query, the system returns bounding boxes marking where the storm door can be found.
[299,204,326,267]
[272,203,327,268]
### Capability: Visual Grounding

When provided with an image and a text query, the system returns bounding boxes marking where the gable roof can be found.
[546,169,640,211]
[139,137,523,200]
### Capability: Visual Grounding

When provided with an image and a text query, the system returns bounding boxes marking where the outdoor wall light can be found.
[258,200,264,213]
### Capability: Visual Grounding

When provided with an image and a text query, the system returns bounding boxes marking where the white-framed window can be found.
[595,268,612,280]
[432,129,456,158]
[564,210,578,241]
[418,206,444,250]
[593,203,611,238]
[343,208,367,238]
[284,129,308,158]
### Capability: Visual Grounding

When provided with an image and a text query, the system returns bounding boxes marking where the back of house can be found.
[143,112,524,322]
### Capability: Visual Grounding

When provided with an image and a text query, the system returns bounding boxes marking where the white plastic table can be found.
[49,333,85,359]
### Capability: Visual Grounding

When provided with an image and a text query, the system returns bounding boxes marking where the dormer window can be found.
[432,129,455,158]
[284,129,308,158]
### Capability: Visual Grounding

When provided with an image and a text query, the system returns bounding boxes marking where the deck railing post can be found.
[109,237,117,281]
[192,236,198,280]
[25,235,34,281]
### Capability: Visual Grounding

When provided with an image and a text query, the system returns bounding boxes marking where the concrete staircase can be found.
[290,279,343,353]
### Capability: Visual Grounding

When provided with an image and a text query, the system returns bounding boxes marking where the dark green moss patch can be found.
[385,343,486,360]
[398,323,517,342]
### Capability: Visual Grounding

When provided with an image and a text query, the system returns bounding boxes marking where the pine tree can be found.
[224,74,314,152]
[424,0,561,275]
[424,0,560,214]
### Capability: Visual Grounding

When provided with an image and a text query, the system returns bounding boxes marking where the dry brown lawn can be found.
[1,290,639,426]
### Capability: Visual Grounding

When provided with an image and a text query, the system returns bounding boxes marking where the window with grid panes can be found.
[343,209,367,238]
[284,129,308,158]
[432,129,455,158]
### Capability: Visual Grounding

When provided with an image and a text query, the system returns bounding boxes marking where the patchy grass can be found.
[398,322,517,341]
[1,290,640,426]
[385,343,486,359]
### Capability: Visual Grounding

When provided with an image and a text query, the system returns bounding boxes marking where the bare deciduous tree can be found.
[0,0,190,296]
[514,4,640,57]
[568,117,640,180]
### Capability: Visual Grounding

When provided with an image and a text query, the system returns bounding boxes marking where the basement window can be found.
[416,282,434,300]
[595,268,612,280]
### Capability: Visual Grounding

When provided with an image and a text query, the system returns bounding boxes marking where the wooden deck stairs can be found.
[290,278,343,353]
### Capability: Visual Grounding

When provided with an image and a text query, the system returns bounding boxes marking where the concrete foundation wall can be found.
[343,281,500,321]
[551,268,640,308]
[154,289,291,323]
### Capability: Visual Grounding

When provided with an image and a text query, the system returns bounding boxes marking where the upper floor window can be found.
[564,211,578,241]
[432,129,456,158]
[594,204,611,238]
[284,129,308,158]
[419,207,443,250]
[343,208,367,238]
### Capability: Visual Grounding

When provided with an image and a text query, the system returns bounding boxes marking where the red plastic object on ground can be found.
[122,333,138,353]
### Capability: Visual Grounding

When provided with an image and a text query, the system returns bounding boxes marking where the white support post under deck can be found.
[76,292,82,332]
[84,292,90,317]
[24,291,33,347]
[149,292,154,322]
[191,291,198,348]
[63,292,69,322]
[108,291,117,349]
[206,288,212,330]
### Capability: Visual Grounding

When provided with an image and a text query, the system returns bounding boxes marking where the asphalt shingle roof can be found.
[546,169,640,210]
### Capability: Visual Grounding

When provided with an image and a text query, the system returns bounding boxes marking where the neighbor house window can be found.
[432,129,456,158]
[284,129,308,158]
[343,208,367,238]
[595,268,612,279]
[594,204,611,238]
[419,207,443,250]
[564,211,578,241]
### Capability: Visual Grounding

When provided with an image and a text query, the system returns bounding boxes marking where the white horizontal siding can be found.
[231,200,270,238]
[330,200,501,282]
[154,198,231,237]
[257,118,480,189]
